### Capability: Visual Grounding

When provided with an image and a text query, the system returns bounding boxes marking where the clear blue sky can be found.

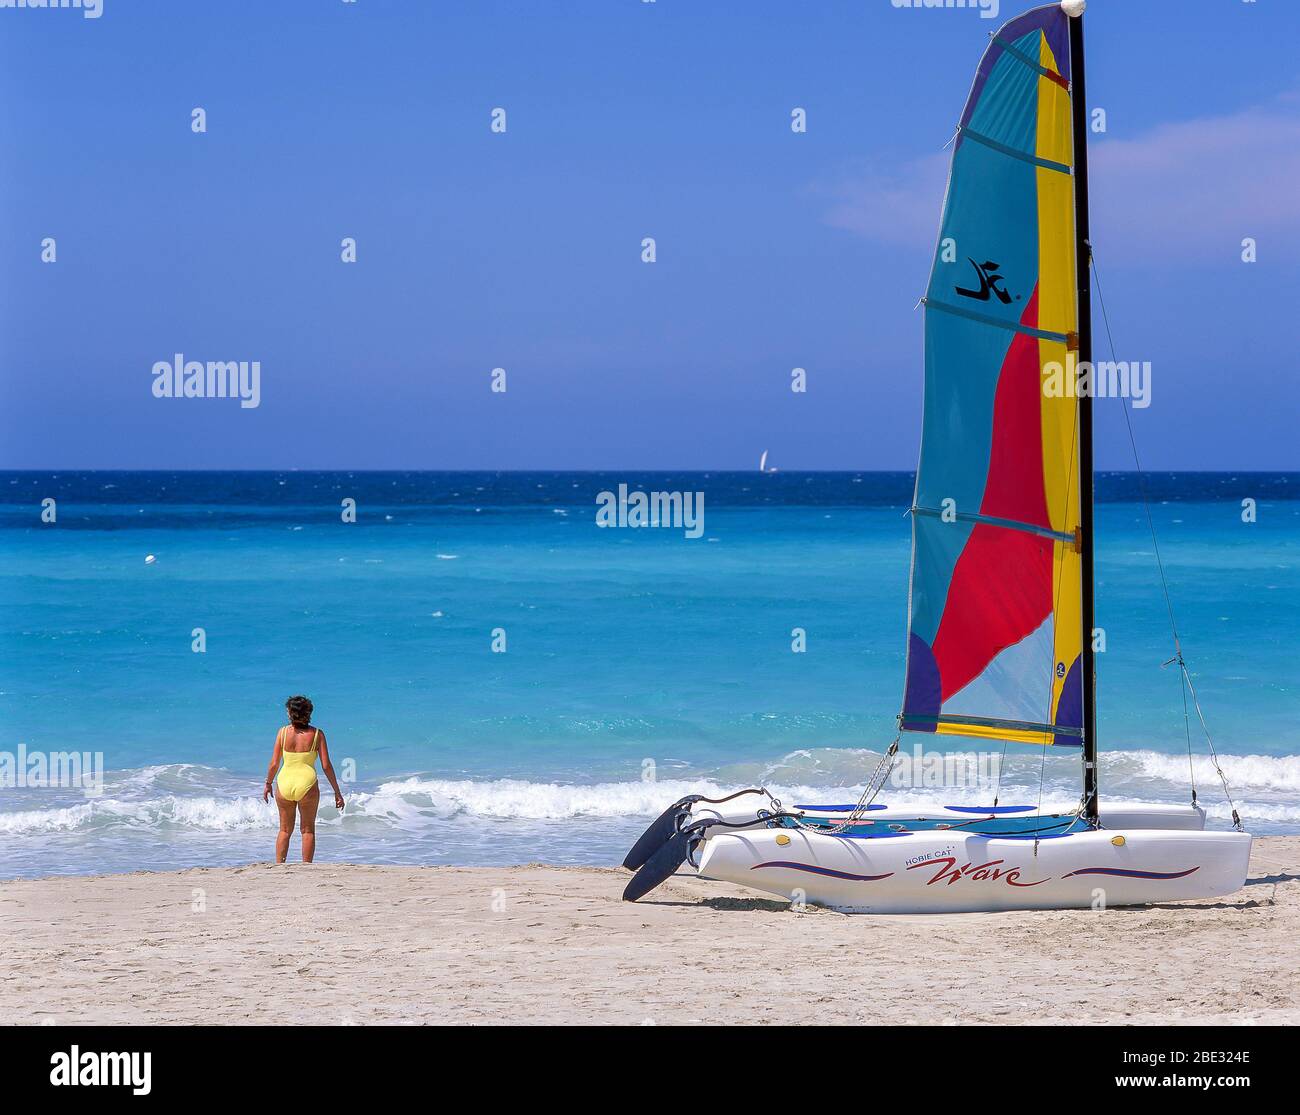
[2,0,1297,470]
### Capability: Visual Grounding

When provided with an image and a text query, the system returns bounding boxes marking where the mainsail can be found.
[901,4,1083,749]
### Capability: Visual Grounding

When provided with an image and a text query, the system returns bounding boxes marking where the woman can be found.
[263,695,344,863]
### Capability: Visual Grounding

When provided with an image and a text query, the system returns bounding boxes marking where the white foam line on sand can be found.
[2,837,1297,1025]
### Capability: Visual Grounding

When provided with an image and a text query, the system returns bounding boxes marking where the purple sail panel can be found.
[902,633,941,732]
[1052,656,1083,747]
[958,4,1071,133]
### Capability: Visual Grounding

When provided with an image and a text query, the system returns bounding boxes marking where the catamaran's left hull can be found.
[693,826,1251,913]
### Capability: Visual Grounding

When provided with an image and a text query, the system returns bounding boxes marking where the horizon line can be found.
[0,468,1295,476]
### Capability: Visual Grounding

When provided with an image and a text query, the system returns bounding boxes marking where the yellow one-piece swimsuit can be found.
[276,727,320,802]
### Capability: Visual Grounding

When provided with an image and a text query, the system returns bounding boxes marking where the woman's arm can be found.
[318,731,345,810]
[262,729,282,803]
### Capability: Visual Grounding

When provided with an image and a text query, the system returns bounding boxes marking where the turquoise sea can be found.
[0,471,1296,879]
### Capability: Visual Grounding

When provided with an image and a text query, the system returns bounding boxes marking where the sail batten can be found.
[991,35,1071,89]
[911,506,1077,545]
[922,296,1071,341]
[901,3,1082,751]
[900,712,1083,740]
[957,127,1072,174]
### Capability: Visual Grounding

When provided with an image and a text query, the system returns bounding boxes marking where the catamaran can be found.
[622,1,1252,913]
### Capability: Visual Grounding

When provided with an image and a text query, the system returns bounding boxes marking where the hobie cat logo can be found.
[955,258,1015,304]
[908,855,1050,888]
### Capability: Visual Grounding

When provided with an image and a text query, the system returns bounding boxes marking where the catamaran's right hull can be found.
[694,826,1251,913]
[689,799,1205,833]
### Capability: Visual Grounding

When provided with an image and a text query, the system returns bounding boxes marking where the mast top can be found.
[1061,0,1085,17]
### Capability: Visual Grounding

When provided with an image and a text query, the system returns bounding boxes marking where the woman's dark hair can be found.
[285,695,314,727]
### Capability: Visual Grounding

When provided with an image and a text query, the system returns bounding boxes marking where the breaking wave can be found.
[2,750,1299,838]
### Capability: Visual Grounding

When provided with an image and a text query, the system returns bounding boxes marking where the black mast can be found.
[1069,7,1099,826]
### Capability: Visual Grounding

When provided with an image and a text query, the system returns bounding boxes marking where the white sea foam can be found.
[361,776,741,821]
[3,751,1299,837]
[0,794,275,835]
[1120,750,1300,793]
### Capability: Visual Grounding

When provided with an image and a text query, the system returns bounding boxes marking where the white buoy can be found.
[144,554,156,565]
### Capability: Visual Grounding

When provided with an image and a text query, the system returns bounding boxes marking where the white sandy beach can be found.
[3,837,1297,1026]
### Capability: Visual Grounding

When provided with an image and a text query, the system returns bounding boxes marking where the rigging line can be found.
[1182,660,1241,828]
[1092,246,1193,798]
[1089,252,1181,650]
[1090,250,1241,829]
[1178,657,1197,805]
[1034,733,1048,855]
[824,736,899,834]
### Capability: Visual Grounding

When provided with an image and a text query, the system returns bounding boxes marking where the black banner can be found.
[1,1024,1287,1099]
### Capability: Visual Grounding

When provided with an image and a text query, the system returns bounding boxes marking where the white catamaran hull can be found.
[688,799,1206,831]
[694,826,1251,913]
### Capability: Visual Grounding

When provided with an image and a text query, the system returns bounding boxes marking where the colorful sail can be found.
[901,4,1083,749]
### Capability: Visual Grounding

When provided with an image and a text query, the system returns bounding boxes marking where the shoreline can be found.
[4,836,1297,1026]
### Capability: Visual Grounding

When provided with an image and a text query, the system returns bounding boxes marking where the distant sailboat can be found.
[622,1,1251,913]
[758,450,777,474]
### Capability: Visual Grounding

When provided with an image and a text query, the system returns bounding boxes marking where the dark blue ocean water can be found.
[1,471,1296,877]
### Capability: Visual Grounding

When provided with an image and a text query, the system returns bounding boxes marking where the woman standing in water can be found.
[262,695,345,863]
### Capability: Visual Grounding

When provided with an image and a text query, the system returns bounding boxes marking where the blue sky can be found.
[2,0,1297,470]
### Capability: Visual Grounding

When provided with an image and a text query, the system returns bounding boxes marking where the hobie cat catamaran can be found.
[622,1,1251,913]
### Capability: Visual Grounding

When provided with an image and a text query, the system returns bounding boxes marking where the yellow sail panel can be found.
[1037,29,1084,739]
[929,720,1061,748]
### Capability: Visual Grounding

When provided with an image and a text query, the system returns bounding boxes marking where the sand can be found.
[3,836,1297,1026]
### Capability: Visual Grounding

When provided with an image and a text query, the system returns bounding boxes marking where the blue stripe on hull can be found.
[751,861,894,882]
[1062,866,1200,881]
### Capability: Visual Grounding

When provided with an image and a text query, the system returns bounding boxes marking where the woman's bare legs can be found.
[274,789,297,864]
[298,783,320,862]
